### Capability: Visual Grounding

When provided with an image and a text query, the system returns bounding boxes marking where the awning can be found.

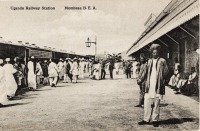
[127,0,199,56]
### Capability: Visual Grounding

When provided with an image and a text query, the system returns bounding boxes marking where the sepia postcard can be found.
[0,0,199,130]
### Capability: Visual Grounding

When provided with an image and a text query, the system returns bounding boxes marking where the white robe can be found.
[71,62,79,76]
[57,62,65,78]
[3,63,17,97]
[28,61,37,89]
[79,62,85,78]
[36,63,43,76]
[94,64,101,80]
[48,62,59,77]
[0,66,8,104]
[132,61,138,78]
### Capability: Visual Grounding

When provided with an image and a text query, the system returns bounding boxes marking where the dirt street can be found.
[0,74,199,131]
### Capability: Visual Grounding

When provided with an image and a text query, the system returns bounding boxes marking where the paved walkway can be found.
[0,74,199,130]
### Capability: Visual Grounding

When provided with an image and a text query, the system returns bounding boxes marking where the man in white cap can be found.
[79,58,85,79]
[48,59,59,87]
[3,58,18,99]
[138,44,168,127]
[0,59,8,105]
[36,59,43,86]
[90,58,95,76]
[63,58,72,83]
[85,59,89,73]
[13,57,24,96]
[41,60,49,85]
[70,57,79,83]
[27,56,37,91]
[132,57,138,79]
[88,59,92,76]
[57,58,64,80]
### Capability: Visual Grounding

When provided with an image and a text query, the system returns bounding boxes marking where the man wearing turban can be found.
[138,44,169,127]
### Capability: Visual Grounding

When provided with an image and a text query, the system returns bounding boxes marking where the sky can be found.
[0,0,171,55]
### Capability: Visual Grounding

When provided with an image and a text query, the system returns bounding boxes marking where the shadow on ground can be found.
[159,118,198,125]
[34,89,53,91]
[160,103,169,107]
[0,102,32,108]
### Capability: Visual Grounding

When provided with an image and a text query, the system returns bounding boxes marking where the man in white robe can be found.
[79,58,85,79]
[138,44,168,127]
[0,59,8,105]
[132,58,138,78]
[36,60,43,85]
[94,61,101,80]
[115,61,120,75]
[57,58,65,80]
[3,58,18,98]
[27,56,37,90]
[48,59,59,87]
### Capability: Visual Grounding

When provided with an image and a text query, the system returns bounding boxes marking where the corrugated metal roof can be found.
[127,0,199,55]
[0,41,85,56]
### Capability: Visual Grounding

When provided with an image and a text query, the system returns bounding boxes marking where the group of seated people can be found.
[168,65,198,96]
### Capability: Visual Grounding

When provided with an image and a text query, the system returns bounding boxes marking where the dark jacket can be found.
[41,63,49,77]
[125,62,132,71]
[65,63,71,74]
[109,61,114,70]
[145,57,169,95]
[101,61,106,70]
[137,62,148,85]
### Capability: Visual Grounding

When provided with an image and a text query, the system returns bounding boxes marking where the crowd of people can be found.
[168,58,198,96]
[0,55,126,106]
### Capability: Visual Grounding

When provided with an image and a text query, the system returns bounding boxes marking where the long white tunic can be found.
[94,63,101,80]
[71,62,79,76]
[28,61,37,89]
[79,62,85,78]
[132,61,137,78]
[79,62,85,71]
[57,62,65,77]
[0,66,8,104]
[145,58,162,99]
[48,62,59,77]
[115,63,120,70]
[36,62,43,76]
[3,63,17,97]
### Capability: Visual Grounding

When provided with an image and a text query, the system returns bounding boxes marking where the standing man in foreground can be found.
[138,44,168,127]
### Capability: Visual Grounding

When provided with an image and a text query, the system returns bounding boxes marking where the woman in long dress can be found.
[0,59,8,105]
[70,58,79,83]
[3,58,18,98]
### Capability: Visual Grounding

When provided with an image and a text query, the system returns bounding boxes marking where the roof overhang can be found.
[127,0,199,56]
